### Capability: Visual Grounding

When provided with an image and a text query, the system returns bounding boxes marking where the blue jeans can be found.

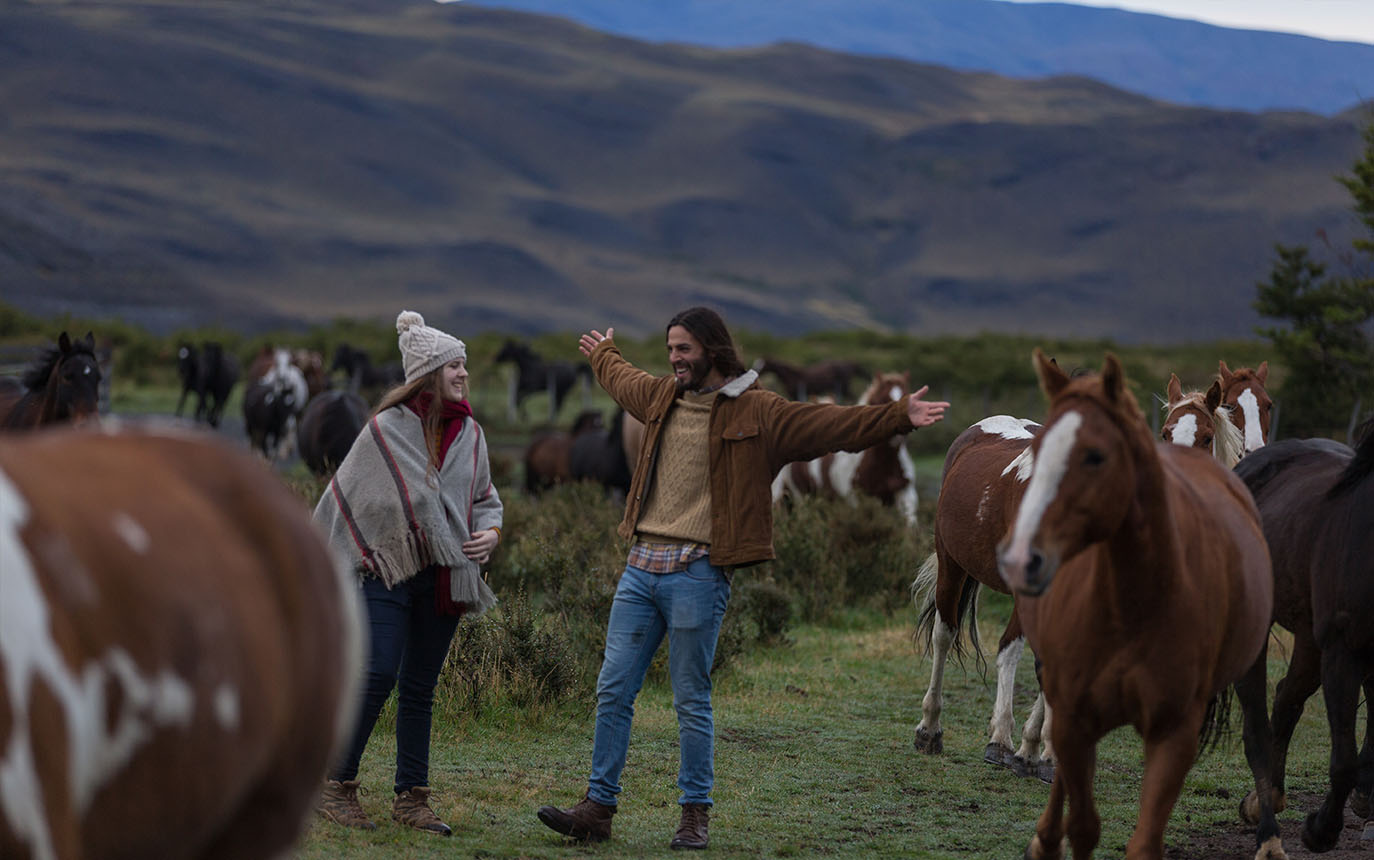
[332,567,461,793]
[588,559,732,807]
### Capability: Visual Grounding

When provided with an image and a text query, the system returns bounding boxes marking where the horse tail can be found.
[911,554,983,665]
[1196,686,1234,758]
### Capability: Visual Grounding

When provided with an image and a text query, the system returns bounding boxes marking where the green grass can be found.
[293,594,1355,859]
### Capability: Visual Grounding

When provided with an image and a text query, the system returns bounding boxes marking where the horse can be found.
[329,343,404,399]
[524,409,603,494]
[570,406,633,500]
[771,372,918,525]
[1218,360,1272,454]
[0,331,102,431]
[996,351,1285,860]
[1160,373,1245,468]
[175,342,239,429]
[242,375,302,462]
[911,414,1054,781]
[494,338,592,422]
[1233,432,1374,851]
[754,357,868,403]
[0,427,364,860]
[296,390,369,477]
[292,348,329,398]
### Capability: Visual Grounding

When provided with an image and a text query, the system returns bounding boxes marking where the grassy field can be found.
[291,592,1354,859]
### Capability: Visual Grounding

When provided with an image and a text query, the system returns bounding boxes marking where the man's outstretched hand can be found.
[578,327,615,358]
[906,385,950,428]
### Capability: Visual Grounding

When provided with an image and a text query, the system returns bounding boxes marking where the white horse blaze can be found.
[1004,411,1082,569]
[1167,413,1198,447]
[1237,388,1264,452]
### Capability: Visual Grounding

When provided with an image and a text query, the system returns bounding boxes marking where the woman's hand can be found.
[463,529,500,565]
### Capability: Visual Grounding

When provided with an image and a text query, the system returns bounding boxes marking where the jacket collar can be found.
[719,369,758,399]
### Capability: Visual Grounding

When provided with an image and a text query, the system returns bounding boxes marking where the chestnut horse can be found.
[996,351,1284,860]
[755,357,867,403]
[1234,432,1374,851]
[0,428,364,860]
[524,409,604,494]
[0,332,102,431]
[771,372,918,524]
[1218,360,1272,454]
[912,414,1054,781]
[1160,373,1245,468]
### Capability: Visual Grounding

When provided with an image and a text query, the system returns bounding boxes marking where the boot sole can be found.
[537,807,610,842]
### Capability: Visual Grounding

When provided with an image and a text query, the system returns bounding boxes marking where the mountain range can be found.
[0,0,1368,343]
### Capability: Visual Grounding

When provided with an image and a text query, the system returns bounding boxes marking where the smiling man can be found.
[536,306,948,850]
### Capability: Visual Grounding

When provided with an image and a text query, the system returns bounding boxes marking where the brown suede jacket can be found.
[591,341,918,568]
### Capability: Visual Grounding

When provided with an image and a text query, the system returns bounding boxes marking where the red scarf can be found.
[405,392,475,616]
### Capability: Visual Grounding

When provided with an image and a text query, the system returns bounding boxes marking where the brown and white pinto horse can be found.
[1234,433,1374,851]
[0,428,364,860]
[1160,373,1245,468]
[771,372,918,524]
[1218,360,1272,454]
[996,351,1284,860]
[912,414,1054,781]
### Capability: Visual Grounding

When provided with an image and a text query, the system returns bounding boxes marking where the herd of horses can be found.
[0,331,1369,858]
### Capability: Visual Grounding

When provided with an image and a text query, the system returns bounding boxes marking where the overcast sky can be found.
[1001,0,1374,45]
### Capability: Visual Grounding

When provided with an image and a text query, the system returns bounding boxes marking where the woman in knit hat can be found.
[313,310,502,836]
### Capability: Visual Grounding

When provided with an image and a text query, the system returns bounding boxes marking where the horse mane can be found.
[1164,391,1245,468]
[1328,428,1374,499]
[20,339,94,390]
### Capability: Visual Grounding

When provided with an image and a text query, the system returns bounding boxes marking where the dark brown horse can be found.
[296,389,369,477]
[175,341,239,429]
[755,357,867,403]
[524,409,604,494]
[1160,373,1244,468]
[494,338,591,421]
[1234,432,1374,851]
[0,331,102,431]
[912,414,1053,780]
[996,351,1284,860]
[1219,360,1272,455]
[0,428,364,860]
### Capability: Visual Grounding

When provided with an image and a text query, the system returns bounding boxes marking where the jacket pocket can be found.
[722,422,759,441]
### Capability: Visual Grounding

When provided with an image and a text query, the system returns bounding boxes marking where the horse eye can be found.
[1083,448,1105,467]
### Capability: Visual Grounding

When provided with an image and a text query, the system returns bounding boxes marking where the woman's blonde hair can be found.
[374,368,449,473]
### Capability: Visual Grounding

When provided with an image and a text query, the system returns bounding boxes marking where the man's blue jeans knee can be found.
[588,559,731,807]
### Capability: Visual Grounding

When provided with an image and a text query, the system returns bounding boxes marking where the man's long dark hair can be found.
[667,306,747,379]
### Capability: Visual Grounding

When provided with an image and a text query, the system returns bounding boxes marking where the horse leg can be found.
[1027,716,1093,860]
[914,555,966,754]
[1125,724,1197,860]
[986,628,1024,770]
[1351,677,1373,821]
[1242,632,1317,823]
[1302,645,1363,853]
[1234,648,1287,859]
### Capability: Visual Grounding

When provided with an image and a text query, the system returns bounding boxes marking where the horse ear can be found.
[1255,360,1269,384]
[1101,353,1127,403]
[82,332,95,351]
[1204,379,1222,413]
[1166,373,1182,404]
[1218,359,1233,383]
[1034,349,1069,400]
[58,332,73,353]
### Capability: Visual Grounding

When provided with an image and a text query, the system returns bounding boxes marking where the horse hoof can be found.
[1300,811,1340,854]
[1240,791,1260,825]
[1254,834,1288,860]
[1361,819,1373,842]
[983,742,1017,770]
[1352,788,1370,820]
[1035,760,1056,785]
[913,727,943,755]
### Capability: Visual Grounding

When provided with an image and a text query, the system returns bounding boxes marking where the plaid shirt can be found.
[626,538,710,574]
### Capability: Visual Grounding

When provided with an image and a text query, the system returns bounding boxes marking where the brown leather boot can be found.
[392,786,452,836]
[536,793,616,842]
[670,802,710,850]
[315,778,377,830]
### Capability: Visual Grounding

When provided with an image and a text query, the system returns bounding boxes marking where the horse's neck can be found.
[37,364,63,424]
[1100,436,1183,618]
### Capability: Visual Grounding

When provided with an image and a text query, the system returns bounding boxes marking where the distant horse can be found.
[1219,360,1272,454]
[292,348,329,398]
[494,339,591,421]
[911,414,1054,781]
[771,372,918,525]
[175,342,239,428]
[296,390,369,477]
[1160,373,1244,468]
[755,357,868,403]
[329,343,404,399]
[996,351,1284,860]
[0,331,102,431]
[524,409,603,494]
[243,378,302,462]
[0,428,364,860]
[1234,433,1374,851]
[570,406,633,499]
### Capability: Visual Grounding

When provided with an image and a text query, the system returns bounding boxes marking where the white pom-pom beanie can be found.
[396,310,466,384]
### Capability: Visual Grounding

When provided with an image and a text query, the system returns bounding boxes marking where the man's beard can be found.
[674,354,713,390]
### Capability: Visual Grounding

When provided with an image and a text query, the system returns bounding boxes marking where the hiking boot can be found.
[536,793,616,842]
[670,802,710,850]
[392,786,452,836]
[316,778,376,830]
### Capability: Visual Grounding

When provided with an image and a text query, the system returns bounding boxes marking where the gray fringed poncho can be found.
[313,405,501,615]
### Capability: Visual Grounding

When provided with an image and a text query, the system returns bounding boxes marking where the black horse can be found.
[494,339,592,421]
[296,390,369,476]
[0,331,102,430]
[329,344,404,399]
[175,342,239,428]
[242,379,301,460]
[570,407,633,500]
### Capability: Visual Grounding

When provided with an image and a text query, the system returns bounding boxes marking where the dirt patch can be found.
[1166,792,1371,859]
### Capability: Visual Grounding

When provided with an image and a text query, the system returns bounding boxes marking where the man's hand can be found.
[577,327,615,358]
[463,529,500,565]
[906,385,950,428]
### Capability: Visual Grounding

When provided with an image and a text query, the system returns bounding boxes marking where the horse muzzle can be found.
[996,540,1058,597]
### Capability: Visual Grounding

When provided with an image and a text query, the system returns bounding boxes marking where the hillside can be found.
[0,0,1366,342]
